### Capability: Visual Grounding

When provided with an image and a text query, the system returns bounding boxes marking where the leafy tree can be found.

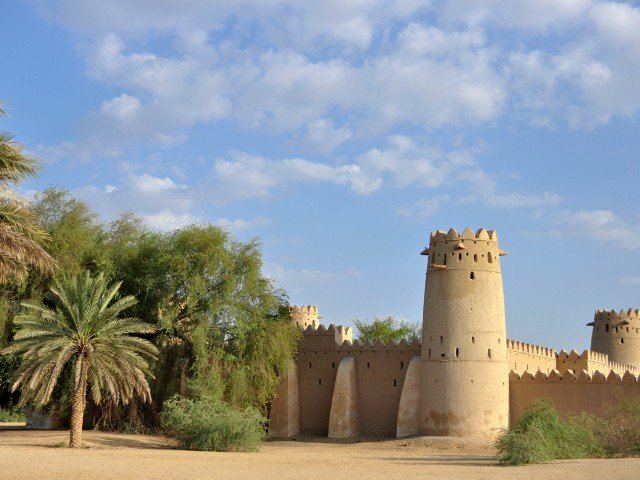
[2,271,158,448]
[0,104,54,281]
[354,315,421,343]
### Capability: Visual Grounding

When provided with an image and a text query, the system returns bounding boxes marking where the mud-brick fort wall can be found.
[509,369,640,425]
[296,325,420,436]
[507,340,556,375]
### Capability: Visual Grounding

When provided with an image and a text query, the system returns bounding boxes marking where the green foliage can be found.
[0,406,24,422]
[1,188,298,432]
[161,396,266,451]
[0,106,55,282]
[2,271,158,406]
[595,394,640,457]
[354,315,421,343]
[495,400,605,465]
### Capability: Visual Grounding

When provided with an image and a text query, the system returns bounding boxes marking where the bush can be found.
[0,407,25,422]
[161,397,266,452]
[495,400,605,465]
[596,395,640,457]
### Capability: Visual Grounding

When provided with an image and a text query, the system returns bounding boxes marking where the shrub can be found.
[596,394,640,457]
[162,396,266,452]
[495,400,605,465]
[0,407,25,422]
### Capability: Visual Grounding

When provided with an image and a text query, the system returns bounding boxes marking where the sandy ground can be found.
[1,423,639,480]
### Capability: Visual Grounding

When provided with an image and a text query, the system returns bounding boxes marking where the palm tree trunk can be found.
[69,354,89,448]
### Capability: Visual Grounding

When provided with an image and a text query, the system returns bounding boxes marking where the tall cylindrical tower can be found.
[589,309,640,368]
[419,227,509,438]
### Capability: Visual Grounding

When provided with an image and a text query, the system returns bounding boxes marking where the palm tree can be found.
[0,102,54,281]
[2,271,158,448]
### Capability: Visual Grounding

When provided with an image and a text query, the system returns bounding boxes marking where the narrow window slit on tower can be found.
[488,349,492,358]
[621,338,624,344]
[470,272,475,280]
[458,253,462,260]
[331,362,335,369]
[428,348,431,359]
[440,336,443,345]
[455,348,459,358]
[473,254,477,262]
[393,380,397,387]
[472,336,475,344]
[318,379,322,386]
[606,324,610,332]
[367,362,370,369]
[309,362,312,369]
[400,361,404,369]
[488,252,493,263]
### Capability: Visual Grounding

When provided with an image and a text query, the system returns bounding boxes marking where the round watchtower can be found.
[289,305,319,329]
[419,227,509,438]
[589,309,640,369]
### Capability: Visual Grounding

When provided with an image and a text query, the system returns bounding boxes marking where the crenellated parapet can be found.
[509,369,640,384]
[507,339,557,375]
[422,227,507,274]
[555,349,637,376]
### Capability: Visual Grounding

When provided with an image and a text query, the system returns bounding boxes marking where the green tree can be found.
[2,271,158,448]
[0,104,54,281]
[354,316,421,343]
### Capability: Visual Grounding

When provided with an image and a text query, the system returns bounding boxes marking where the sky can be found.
[1,0,639,351]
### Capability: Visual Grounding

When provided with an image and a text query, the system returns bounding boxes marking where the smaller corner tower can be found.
[290,305,320,329]
[589,308,640,369]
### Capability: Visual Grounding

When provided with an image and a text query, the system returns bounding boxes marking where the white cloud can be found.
[557,209,640,249]
[397,194,450,219]
[214,216,270,233]
[143,210,201,231]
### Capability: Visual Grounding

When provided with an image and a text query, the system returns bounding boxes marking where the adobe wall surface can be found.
[296,325,420,437]
[420,228,509,438]
[590,309,640,369]
[556,349,637,376]
[509,369,640,425]
[507,340,556,375]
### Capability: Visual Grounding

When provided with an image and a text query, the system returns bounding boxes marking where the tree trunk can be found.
[69,354,89,448]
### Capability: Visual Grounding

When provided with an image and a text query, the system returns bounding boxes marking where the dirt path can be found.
[1,424,639,479]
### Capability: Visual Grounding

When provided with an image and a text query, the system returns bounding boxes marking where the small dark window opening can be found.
[488,349,492,358]
[309,362,312,369]
[393,380,397,387]
[473,254,478,262]
[458,253,462,260]
[318,379,322,386]
[443,254,447,266]
[472,336,475,344]
[440,353,445,359]
[470,272,475,280]
[455,348,459,358]
[331,362,335,369]
[606,324,610,332]
[488,252,493,263]
[621,338,624,344]
[400,361,404,369]
[367,362,370,369]
[428,348,431,359]
[440,336,443,345]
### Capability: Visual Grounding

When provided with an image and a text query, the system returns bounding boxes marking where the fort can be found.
[269,227,640,439]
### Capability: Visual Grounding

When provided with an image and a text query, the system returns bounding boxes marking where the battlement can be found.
[593,308,640,323]
[507,339,557,375]
[509,369,640,384]
[507,339,555,358]
[338,338,421,351]
[429,227,499,244]
[555,349,637,376]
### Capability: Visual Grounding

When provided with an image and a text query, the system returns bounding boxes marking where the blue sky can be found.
[1,0,639,351]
